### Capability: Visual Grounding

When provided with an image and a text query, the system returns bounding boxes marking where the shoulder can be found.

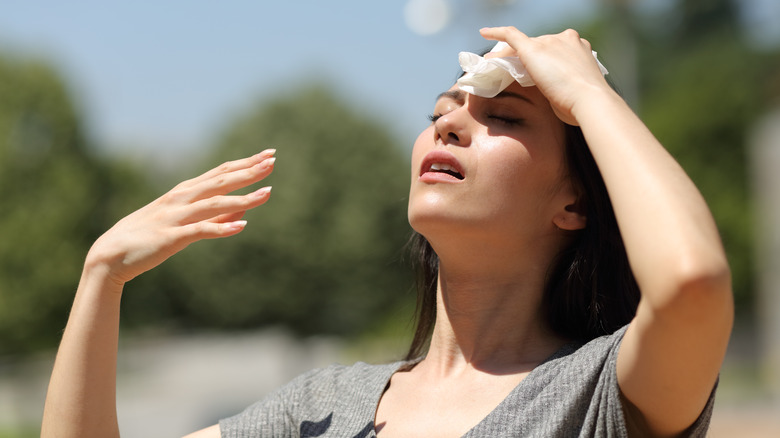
[288,360,405,396]
[535,325,628,382]
[523,325,714,437]
[220,361,407,438]
[472,326,632,436]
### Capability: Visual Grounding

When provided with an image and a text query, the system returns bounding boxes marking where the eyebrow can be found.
[493,90,535,106]
[435,90,466,103]
[435,89,534,106]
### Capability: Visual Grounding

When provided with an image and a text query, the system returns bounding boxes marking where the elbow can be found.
[678,262,733,310]
[679,251,732,298]
[651,253,734,325]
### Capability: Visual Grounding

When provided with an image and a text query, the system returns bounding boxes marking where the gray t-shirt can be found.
[220,326,715,437]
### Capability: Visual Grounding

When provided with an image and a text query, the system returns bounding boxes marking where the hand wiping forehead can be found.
[456,41,609,98]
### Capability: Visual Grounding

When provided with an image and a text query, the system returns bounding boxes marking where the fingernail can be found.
[260,157,276,169]
[255,149,276,159]
[227,220,247,230]
[253,186,272,197]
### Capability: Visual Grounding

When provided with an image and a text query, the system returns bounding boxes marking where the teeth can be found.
[430,163,455,172]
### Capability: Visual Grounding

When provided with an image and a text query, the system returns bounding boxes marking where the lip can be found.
[419,150,465,183]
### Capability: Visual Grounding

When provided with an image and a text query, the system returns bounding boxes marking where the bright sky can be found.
[1,0,777,161]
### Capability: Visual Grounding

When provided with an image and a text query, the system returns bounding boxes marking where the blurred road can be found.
[2,329,779,437]
[710,401,780,437]
[1,329,349,437]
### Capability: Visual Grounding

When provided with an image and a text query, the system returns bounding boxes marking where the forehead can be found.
[437,82,548,107]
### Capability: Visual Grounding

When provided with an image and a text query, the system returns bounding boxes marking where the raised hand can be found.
[479,27,614,126]
[42,149,277,438]
[87,149,276,286]
[480,27,733,437]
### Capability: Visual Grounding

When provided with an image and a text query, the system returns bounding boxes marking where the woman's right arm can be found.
[41,149,276,438]
[480,27,732,436]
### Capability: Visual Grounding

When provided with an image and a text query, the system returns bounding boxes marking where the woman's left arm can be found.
[482,27,733,436]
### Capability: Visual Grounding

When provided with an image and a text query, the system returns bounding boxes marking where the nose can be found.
[434,107,471,147]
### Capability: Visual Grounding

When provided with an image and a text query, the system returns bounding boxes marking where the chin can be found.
[407,194,451,233]
[408,207,478,244]
[408,206,447,238]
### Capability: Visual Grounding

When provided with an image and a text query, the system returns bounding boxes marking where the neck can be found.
[419,233,569,377]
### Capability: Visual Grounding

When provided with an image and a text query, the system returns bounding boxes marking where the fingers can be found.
[210,210,246,224]
[484,46,515,60]
[179,149,276,191]
[182,186,272,224]
[479,26,529,59]
[480,26,589,54]
[479,26,529,45]
[193,156,276,202]
[155,151,276,241]
[579,36,592,51]
[158,187,271,255]
[87,152,278,283]
[169,151,276,205]
[175,219,250,243]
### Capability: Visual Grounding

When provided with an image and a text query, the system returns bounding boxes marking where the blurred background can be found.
[1,0,779,436]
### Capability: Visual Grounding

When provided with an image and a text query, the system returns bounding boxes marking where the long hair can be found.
[404,123,640,360]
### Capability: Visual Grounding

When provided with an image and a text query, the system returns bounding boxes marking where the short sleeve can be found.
[218,362,401,438]
[597,326,717,438]
[218,370,308,438]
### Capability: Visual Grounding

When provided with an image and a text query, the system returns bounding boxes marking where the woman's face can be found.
[407,82,577,249]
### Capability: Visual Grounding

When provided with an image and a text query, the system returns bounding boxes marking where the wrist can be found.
[82,253,126,295]
[570,83,627,125]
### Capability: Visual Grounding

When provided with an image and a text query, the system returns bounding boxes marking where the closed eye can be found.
[427,113,442,124]
[487,115,523,126]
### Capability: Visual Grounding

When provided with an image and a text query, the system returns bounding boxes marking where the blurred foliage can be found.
[0,427,37,438]
[0,55,154,354]
[1,0,778,356]
[0,53,412,354]
[121,85,415,337]
[579,0,780,317]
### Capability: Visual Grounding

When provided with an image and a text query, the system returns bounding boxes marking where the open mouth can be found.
[420,151,466,182]
[428,163,464,180]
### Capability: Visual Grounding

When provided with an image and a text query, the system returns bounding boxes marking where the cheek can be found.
[475,136,534,187]
[474,135,563,209]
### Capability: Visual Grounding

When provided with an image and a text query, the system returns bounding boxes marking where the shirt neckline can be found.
[370,341,581,437]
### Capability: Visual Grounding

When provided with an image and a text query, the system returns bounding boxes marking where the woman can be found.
[42,27,733,437]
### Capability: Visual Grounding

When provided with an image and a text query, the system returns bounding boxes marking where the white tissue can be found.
[456,41,609,98]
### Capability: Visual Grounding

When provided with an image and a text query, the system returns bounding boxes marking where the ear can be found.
[553,200,587,231]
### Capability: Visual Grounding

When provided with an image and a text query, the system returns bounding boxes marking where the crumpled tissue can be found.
[456,41,609,98]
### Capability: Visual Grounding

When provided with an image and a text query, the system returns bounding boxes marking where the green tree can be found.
[126,84,414,337]
[580,0,780,316]
[637,0,779,316]
[0,54,153,354]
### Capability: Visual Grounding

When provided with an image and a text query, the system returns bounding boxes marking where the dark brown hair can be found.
[404,123,641,360]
